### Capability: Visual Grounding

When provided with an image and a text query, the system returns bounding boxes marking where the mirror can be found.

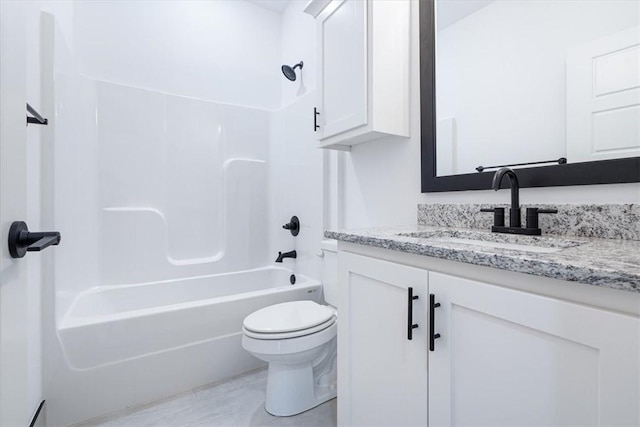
[420,0,640,192]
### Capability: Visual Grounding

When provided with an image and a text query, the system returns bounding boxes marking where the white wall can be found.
[279,0,317,108]
[19,2,76,422]
[52,74,271,297]
[266,0,324,283]
[95,82,269,287]
[268,93,324,281]
[340,0,640,229]
[73,0,282,109]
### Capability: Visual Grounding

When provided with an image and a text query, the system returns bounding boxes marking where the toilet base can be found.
[264,337,337,417]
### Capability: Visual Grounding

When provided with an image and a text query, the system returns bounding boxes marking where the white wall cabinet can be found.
[338,252,429,426]
[312,0,410,150]
[338,250,640,427]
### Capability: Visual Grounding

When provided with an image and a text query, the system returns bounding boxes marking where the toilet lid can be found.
[243,301,334,334]
[243,317,335,340]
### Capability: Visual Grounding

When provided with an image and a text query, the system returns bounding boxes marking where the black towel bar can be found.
[476,157,566,173]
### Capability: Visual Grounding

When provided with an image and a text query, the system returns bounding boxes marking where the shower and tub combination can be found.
[42,12,325,424]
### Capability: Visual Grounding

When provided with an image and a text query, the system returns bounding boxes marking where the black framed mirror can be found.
[420,0,640,193]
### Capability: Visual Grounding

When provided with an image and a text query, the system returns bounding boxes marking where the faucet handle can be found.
[480,207,505,227]
[282,216,300,236]
[537,208,558,214]
[526,207,558,230]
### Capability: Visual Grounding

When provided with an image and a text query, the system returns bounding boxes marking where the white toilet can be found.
[242,240,338,416]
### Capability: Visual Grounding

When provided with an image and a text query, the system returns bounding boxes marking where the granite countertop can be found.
[325,225,640,293]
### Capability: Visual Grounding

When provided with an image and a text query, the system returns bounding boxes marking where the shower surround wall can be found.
[96,82,269,286]
[53,78,269,309]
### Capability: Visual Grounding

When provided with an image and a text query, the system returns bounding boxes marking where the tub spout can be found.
[276,250,297,263]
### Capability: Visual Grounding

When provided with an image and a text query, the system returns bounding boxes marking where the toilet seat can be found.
[242,322,337,356]
[243,317,335,339]
[243,301,335,340]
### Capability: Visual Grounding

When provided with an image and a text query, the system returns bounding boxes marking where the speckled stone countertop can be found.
[325,225,640,293]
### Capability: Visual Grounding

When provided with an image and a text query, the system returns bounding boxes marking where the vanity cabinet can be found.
[338,252,428,426]
[338,251,640,427]
[312,0,410,150]
[429,272,640,427]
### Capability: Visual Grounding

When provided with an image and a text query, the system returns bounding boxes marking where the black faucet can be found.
[481,168,557,235]
[275,250,297,263]
[492,168,521,228]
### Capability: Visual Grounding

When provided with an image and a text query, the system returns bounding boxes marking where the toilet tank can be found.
[320,240,339,307]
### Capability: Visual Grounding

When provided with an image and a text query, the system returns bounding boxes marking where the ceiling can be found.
[247,0,293,14]
[437,0,494,30]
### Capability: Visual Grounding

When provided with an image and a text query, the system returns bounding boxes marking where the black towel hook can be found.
[26,103,48,126]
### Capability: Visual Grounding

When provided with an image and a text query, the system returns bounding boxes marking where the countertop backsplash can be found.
[417,204,640,241]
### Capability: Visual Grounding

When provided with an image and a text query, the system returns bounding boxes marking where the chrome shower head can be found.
[281,61,303,81]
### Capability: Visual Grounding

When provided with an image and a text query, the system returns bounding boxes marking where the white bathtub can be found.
[60,267,321,369]
[51,267,321,425]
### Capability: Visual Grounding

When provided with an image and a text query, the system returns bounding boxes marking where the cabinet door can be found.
[317,0,367,140]
[338,252,429,427]
[429,272,640,427]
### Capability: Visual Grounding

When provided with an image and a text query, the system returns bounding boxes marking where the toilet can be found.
[242,240,338,416]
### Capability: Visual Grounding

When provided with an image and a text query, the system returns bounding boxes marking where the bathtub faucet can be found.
[275,250,297,263]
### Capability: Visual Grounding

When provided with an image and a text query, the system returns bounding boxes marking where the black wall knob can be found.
[282,216,300,236]
[8,221,61,258]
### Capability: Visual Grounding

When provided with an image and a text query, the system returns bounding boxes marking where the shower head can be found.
[281,61,303,81]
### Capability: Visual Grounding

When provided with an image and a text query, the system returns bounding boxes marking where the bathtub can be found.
[60,266,321,369]
[51,267,322,425]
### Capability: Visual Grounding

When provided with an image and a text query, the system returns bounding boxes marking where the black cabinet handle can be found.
[407,287,419,340]
[429,294,441,351]
[314,107,320,132]
[8,221,61,258]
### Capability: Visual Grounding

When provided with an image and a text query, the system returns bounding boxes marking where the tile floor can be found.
[77,368,337,427]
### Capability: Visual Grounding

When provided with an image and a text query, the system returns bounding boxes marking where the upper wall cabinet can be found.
[308,0,411,150]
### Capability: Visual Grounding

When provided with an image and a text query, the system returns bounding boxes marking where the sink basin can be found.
[398,230,582,254]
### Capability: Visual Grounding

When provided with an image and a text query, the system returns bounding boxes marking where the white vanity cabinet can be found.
[338,250,640,427]
[311,0,410,150]
[429,272,640,427]
[338,252,429,427]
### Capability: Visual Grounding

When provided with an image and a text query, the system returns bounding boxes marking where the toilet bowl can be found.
[242,240,339,416]
[242,300,337,416]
